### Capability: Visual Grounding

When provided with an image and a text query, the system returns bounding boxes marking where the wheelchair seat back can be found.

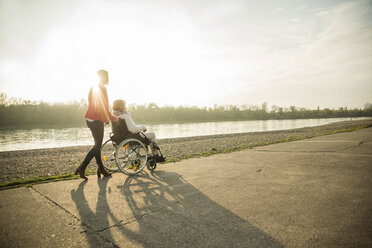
[111,119,150,145]
[111,119,130,144]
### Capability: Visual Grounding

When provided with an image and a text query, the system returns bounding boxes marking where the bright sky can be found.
[0,0,371,109]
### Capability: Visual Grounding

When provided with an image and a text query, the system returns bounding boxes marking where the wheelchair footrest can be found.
[149,155,166,163]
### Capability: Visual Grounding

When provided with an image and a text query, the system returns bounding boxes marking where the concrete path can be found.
[1,128,371,248]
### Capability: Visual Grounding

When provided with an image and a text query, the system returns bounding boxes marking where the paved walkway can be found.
[1,128,371,248]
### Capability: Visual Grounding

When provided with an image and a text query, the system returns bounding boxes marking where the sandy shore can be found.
[1,119,371,184]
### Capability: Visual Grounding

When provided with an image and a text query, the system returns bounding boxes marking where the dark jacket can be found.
[111,119,148,144]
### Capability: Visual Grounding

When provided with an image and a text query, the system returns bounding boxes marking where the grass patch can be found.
[0,124,370,190]
[0,170,98,190]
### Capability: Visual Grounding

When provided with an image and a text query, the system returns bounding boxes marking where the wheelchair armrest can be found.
[140,132,151,143]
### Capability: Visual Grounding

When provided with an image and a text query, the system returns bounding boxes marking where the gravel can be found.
[1,119,371,184]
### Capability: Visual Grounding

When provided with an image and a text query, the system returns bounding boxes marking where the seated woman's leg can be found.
[140,132,165,161]
[140,132,156,142]
[140,132,160,154]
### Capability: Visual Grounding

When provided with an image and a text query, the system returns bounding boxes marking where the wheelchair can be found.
[101,132,165,176]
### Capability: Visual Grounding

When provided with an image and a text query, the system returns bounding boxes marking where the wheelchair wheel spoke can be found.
[116,138,148,175]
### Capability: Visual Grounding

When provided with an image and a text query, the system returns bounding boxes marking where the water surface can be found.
[0,117,369,152]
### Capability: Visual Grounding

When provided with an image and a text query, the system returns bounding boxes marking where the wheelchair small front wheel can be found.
[147,159,157,171]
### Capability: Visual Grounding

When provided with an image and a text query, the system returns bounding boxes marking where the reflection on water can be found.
[0,117,369,152]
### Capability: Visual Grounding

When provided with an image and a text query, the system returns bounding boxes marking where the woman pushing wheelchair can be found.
[111,99,165,164]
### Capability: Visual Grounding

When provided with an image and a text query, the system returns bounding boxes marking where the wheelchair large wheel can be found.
[101,139,119,171]
[116,138,148,175]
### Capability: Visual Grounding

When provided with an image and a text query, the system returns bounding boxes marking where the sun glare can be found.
[0,1,371,108]
[1,0,253,107]
[91,85,100,95]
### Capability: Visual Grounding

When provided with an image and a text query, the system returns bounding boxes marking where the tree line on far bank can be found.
[0,92,371,128]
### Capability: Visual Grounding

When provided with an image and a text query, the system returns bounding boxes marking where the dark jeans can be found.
[80,120,105,170]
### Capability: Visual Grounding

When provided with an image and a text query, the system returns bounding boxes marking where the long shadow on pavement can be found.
[71,178,116,247]
[71,171,283,247]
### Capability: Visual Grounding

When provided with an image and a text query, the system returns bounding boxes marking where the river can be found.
[0,117,369,152]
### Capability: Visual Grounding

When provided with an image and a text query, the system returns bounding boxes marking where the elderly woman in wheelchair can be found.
[100,99,165,175]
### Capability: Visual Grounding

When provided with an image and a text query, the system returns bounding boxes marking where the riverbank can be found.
[1,119,371,186]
